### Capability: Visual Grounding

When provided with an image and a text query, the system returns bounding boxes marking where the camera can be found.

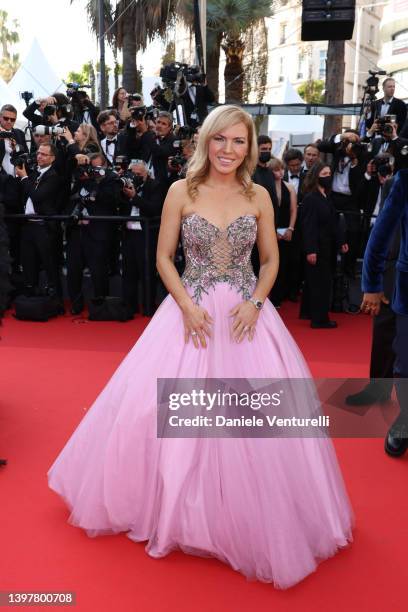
[0,131,14,139]
[130,106,147,121]
[43,104,57,118]
[20,91,33,106]
[159,62,206,87]
[66,82,91,98]
[114,155,129,173]
[77,165,106,180]
[375,114,396,136]
[70,193,96,221]
[34,125,65,136]
[348,142,369,157]
[10,151,37,171]
[371,155,393,178]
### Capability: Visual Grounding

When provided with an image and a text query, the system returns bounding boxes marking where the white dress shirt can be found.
[24,165,51,217]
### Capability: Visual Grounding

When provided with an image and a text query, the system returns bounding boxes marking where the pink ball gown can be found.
[48,213,353,589]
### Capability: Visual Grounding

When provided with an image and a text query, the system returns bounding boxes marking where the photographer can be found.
[365,78,407,135]
[97,110,126,167]
[65,153,121,314]
[123,110,175,185]
[120,161,165,315]
[167,127,196,185]
[317,130,367,277]
[0,104,29,272]
[69,88,99,130]
[23,93,79,137]
[152,63,214,127]
[367,119,408,172]
[15,143,62,304]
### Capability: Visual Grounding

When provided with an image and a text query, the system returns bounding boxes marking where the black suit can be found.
[65,171,121,306]
[0,128,28,269]
[366,97,407,134]
[181,84,215,126]
[19,167,61,294]
[300,191,344,324]
[99,133,127,167]
[120,177,165,315]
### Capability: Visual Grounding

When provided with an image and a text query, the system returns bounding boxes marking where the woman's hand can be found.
[341,243,349,253]
[183,303,213,349]
[282,229,293,241]
[307,253,317,265]
[75,154,89,165]
[229,302,259,342]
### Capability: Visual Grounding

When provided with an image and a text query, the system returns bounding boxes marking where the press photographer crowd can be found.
[0,65,407,330]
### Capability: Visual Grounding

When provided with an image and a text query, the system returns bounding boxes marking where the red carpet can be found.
[1,304,407,611]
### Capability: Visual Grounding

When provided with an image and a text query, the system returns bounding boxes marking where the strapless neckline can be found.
[181,212,257,233]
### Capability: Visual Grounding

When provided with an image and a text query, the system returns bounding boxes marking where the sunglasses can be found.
[2,116,16,123]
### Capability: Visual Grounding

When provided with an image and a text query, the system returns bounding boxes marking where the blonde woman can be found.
[48,105,353,588]
[63,123,101,160]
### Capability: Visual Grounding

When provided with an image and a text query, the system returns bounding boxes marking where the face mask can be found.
[318,176,332,191]
[259,151,271,163]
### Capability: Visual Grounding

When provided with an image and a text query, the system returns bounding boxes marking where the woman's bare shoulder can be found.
[168,178,189,196]
[252,182,274,212]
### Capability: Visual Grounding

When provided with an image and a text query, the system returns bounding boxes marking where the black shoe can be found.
[311,320,338,329]
[70,304,84,315]
[345,387,391,406]
[385,432,408,457]
[288,294,299,303]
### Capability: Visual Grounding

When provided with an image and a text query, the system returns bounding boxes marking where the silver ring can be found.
[191,331,198,336]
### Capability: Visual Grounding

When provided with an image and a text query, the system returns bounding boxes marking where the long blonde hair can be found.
[77,124,101,153]
[186,105,258,200]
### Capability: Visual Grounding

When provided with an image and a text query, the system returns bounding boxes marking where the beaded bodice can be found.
[181,213,258,304]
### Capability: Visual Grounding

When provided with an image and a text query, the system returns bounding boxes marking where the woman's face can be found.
[272,167,284,180]
[118,88,127,102]
[74,126,85,143]
[318,166,331,178]
[208,121,249,175]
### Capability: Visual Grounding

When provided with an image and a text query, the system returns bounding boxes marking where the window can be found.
[297,54,303,80]
[393,29,408,55]
[280,23,287,45]
[368,25,375,46]
[319,50,327,80]
[279,57,284,82]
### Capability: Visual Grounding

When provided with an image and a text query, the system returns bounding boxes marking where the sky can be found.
[1,0,163,80]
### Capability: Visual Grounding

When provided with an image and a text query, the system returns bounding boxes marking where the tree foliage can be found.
[0,10,20,82]
[298,79,325,104]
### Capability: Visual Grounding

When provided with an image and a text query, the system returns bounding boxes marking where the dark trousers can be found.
[66,225,110,305]
[121,228,157,315]
[390,314,408,437]
[20,223,61,296]
[366,302,396,397]
[270,239,292,305]
[300,255,332,324]
[331,192,361,275]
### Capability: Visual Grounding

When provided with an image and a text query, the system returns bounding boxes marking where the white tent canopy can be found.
[8,39,64,114]
[266,78,324,156]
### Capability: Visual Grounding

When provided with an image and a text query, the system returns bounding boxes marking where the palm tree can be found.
[177,0,273,103]
[72,1,178,93]
[0,10,20,82]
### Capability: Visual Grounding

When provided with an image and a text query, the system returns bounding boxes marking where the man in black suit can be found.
[65,152,121,313]
[97,110,126,167]
[15,143,61,298]
[0,104,29,271]
[181,80,215,127]
[120,161,165,316]
[366,78,407,135]
[317,131,367,277]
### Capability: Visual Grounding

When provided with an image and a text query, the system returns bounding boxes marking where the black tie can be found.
[106,139,116,148]
[290,175,299,179]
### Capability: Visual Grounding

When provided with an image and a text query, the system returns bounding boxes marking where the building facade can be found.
[378,0,408,101]
[173,0,384,109]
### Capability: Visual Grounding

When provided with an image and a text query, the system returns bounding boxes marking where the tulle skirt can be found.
[48,283,353,588]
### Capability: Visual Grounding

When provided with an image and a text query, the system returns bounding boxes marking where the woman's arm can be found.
[156,180,213,348]
[254,185,280,299]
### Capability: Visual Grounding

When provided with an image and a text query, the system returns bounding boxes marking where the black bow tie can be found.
[290,175,299,179]
[106,139,117,147]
